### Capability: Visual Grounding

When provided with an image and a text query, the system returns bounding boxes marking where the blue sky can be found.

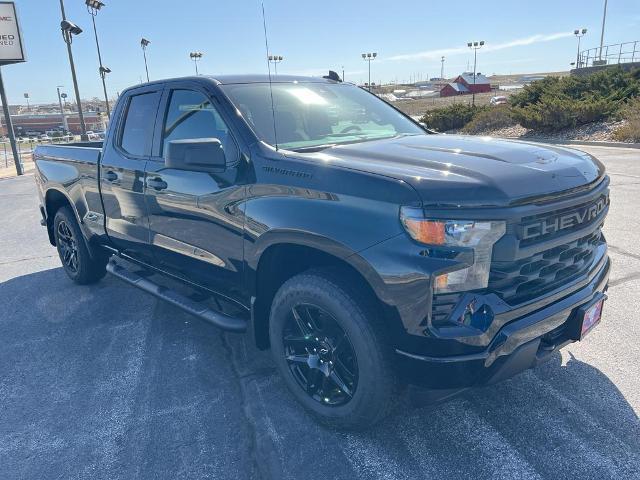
[4,0,639,104]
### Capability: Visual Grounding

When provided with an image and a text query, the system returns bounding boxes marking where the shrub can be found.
[420,104,483,132]
[613,97,640,142]
[462,106,515,134]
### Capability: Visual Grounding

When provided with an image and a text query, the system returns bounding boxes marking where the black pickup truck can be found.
[34,75,610,428]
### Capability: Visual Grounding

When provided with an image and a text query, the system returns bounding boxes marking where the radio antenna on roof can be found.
[261,2,278,151]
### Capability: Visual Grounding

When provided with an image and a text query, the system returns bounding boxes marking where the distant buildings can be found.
[440,72,492,97]
[0,112,106,136]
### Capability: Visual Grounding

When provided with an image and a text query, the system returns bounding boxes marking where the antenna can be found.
[261,2,278,151]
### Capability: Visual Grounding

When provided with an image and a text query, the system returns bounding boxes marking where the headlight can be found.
[400,207,506,294]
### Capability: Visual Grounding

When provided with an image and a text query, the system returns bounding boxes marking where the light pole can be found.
[56,86,69,133]
[23,92,29,111]
[189,51,204,75]
[341,65,345,82]
[574,28,587,68]
[86,0,111,118]
[141,38,150,82]
[361,52,377,91]
[440,56,445,80]
[467,40,484,107]
[268,55,283,75]
[59,0,88,141]
[598,0,608,61]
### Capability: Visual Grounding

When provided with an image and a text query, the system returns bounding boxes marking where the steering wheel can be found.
[339,125,363,134]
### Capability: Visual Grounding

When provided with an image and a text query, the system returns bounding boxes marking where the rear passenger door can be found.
[99,85,162,263]
[144,83,247,304]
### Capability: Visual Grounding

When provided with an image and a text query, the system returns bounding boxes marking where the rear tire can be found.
[269,268,400,430]
[53,206,108,285]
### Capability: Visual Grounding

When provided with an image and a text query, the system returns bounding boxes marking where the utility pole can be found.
[59,0,88,140]
[141,38,150,82]
[268,54,283,75]
[0,69,22,175]
[190,51,204,75]
[56,86,68,132]
[86,0,111,118]
[467,41,484,107]
[598,0,608,60]
[574,28,587,68]
[361,52,377,91]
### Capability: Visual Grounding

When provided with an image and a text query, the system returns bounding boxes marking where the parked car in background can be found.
[490,95,508,106]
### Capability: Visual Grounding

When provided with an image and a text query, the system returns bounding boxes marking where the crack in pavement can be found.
[609,271,640,288]
[220,331,272,480]
[608,245,640,262]
[0,254,57,266]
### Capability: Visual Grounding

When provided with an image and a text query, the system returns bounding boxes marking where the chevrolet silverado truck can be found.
[34,75,610,429]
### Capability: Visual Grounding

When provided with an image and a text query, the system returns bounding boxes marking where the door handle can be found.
[104,170,118,182]
[146,177,168,191]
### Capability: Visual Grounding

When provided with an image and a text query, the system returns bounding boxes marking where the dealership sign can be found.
[0,2,24,64]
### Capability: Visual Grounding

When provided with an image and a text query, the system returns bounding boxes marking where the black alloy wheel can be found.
[283,303,358,406]
[56,219,79,273]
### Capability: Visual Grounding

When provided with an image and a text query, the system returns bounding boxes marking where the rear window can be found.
[120,91,160,157]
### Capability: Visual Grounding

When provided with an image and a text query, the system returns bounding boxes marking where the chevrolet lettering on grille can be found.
[522,195,608,241]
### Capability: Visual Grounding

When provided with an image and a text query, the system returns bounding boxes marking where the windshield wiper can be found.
[290,143,337,153]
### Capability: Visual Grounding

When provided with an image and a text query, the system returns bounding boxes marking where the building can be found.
[0,112,106,136]
[440,72,491,97]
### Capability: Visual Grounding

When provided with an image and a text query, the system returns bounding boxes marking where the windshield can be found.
[220,82,425,150]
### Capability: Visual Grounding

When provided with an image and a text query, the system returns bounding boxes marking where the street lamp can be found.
[59,0,88,141]
[361,52,377,91]
[440,55,445,80]
[573,28,587,68]
[86,0,111,118]
[268,55,283,75]
[190,51,204,75]
[467,40,485,107]
[141,38,150,82]
[56,86,69,134]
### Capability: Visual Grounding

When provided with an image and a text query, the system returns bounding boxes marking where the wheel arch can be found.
[248,233,399,350]
[43,188,80,245]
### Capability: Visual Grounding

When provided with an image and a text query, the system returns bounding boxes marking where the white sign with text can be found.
[0,2,24,64]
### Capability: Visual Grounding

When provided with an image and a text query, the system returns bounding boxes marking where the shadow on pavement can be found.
[1,266,639,480]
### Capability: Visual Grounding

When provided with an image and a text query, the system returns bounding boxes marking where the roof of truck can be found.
[206,74,338,84]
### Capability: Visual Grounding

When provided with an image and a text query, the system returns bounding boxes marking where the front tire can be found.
[53,206,107,284]
[269,269,400,429]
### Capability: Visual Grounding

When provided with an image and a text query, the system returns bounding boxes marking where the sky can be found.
[3,0,640,104]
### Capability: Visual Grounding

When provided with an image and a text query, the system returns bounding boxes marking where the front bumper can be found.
[395,255,610,389]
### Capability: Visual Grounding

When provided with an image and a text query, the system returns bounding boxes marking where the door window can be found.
[162,89,238,165]
[120,91,160,157]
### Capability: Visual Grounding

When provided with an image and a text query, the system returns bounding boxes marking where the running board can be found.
[106,260,247,333]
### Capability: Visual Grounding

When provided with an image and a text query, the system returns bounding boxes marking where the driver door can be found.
[144,83,247,304]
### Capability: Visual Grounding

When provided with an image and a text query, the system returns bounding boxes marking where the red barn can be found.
[440,72,491,97]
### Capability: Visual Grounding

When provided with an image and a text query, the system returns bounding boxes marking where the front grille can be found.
[489,228,604,304]
[518,194,608,247]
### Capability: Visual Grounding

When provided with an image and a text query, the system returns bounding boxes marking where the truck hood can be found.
[305,134,605,207]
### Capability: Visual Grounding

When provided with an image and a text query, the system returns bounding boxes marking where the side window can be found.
[162,89,238,165]
[120,91,160,157]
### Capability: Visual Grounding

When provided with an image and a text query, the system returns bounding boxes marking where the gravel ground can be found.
[1,144,639,479]
[476,121,630,143]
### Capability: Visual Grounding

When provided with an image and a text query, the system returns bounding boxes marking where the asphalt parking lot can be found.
[1,145,639,480]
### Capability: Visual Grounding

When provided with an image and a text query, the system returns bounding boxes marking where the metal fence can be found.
[0,135,80,169]
[578,41,639,69]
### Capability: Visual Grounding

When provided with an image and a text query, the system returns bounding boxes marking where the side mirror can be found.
[166,138,226,171]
